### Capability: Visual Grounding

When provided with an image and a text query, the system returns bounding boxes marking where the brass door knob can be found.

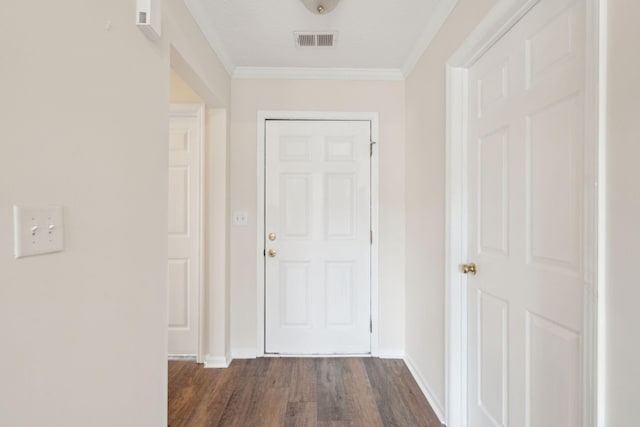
[268,233,277,241]
[267,249,277,258]
[462,263,477,275]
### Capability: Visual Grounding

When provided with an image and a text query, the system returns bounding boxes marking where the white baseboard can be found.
[404,355,446,425]
[231,348,258,359]
[377,349,405,359]
[204,352,232,368]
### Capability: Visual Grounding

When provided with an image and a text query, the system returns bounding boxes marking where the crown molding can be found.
[232,67,405,81]
[401,0,460,77]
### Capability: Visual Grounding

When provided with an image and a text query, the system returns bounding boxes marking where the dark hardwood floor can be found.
[168,357,443,427]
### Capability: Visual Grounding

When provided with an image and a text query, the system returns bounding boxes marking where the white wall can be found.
[404,0,499,416]
[170,69,203,103]
[229,79,406,356]
[605,0,640,423]
[0,2,229,426]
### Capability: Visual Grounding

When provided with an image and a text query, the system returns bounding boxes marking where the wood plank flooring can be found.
[168,358,443,427]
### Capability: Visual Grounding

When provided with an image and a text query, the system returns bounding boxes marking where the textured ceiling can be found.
[184,0,459,77]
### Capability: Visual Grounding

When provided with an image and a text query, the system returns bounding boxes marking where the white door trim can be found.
[256,111,380,357]
[444,1,604,426]
[169,103,206,363]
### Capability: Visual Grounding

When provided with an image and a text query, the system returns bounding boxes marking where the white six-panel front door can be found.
[265,120,371,354]
[466,0,586,425]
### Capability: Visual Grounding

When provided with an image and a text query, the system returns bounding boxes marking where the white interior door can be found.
[167,105,202,356]
[466,0,586,425]
[265,120,371,354]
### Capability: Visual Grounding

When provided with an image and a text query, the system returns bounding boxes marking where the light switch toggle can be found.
[14,205,64,258]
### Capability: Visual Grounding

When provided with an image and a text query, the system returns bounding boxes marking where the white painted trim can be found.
[262,354,372,359]
[233,67,404,81]
[377,350,405,359]
[405,355,446,424]
[168,355,197,361]
[204,353,232,368]
[231,349,258,360]
[594,1,607,426]
[401,0,459,77]
[205,107,230,370]
[444,64,469,427]
[169,103,206,364]
[444,1,601,426]
[256,111,380,358]
[585,1,606,426]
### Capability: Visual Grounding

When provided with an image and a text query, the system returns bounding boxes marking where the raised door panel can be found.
[280,262,312,327]
[168,167,189,236]
[478,129,509,257]
[281,174,312,239]
[526,96,581,273]
[325,173,357,240]
[525,313,580,427]
[168,259,189,328]
[325,262,356,326]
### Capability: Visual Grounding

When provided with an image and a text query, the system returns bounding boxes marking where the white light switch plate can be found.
[14,205,64,258]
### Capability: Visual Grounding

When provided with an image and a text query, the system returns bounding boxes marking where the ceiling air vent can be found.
[294,32,337,48]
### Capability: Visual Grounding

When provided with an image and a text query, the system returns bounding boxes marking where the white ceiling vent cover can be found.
[294,32,337,48]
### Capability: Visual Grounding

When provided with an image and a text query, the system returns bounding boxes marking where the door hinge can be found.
[370,230,373,244]
[370,319,373,333]
[370,143,373,157]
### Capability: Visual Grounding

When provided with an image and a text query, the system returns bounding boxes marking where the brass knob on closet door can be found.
[267,249,277,258]
[268,233,277,241]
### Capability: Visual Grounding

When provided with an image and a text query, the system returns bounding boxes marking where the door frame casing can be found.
[256,111,380,357]
[444,0,604,426]
[168,103,206,363]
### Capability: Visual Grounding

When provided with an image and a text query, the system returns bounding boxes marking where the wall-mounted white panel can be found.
[325,262,355,326]
[526,312,580,427]
[478,129,509,256]
[281,262,311,327]
[168,259,189,328]
[168,167,189,235]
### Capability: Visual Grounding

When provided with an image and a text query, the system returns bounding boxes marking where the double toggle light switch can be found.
[14,205,64,258]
